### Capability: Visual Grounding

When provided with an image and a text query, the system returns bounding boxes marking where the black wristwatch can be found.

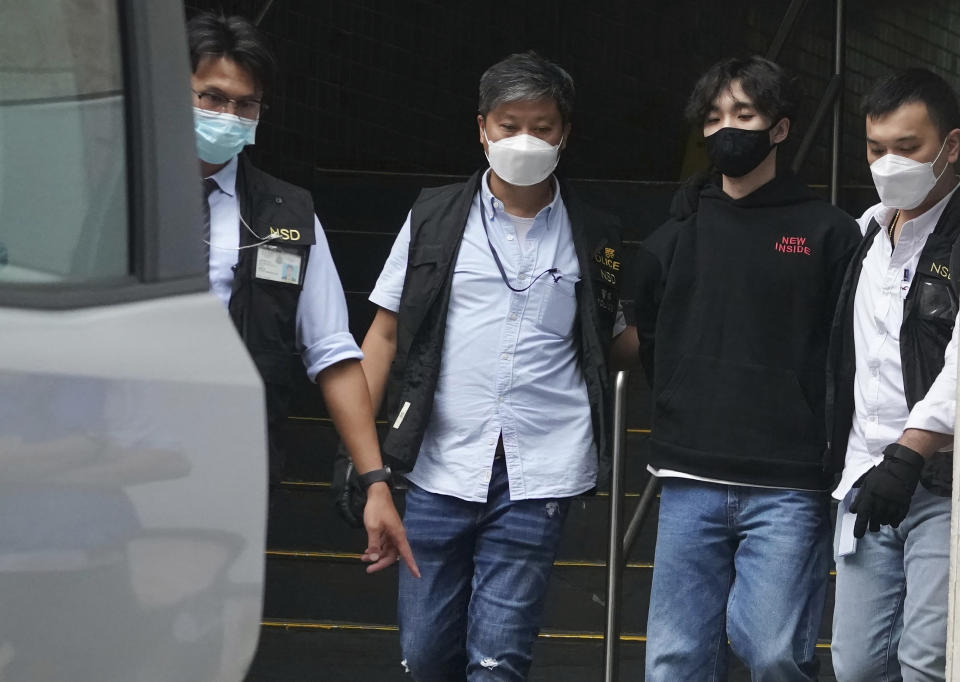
[357,466,392,491]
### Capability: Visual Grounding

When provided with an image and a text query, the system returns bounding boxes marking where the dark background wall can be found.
[182,0,960,427]
[185,0,960,243]
[183,0,960,220]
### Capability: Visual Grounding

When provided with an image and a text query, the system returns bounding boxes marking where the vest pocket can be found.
[406,244,443,304]
[914,276,957,322]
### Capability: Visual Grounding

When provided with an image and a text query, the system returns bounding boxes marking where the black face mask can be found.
[705,126,776,178]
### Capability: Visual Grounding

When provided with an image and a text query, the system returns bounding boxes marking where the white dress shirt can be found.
[205,156,362,382]
[370,170,603,502]
[834,186,959,501]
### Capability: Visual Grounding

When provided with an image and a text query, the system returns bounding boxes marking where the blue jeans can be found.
[832,485,950,682]
[645,478,831,682]
[397,456,571,682]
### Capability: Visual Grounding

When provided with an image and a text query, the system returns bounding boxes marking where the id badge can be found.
[836,492,858,558]
[837,510,858,557]
[255,245,303,285]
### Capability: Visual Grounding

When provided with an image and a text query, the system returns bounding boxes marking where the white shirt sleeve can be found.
[905,310,959,436]
[368,211,412,313]
[613,303,627,337]
[297,215,364,382]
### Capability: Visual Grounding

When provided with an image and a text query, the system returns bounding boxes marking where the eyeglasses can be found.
[193,90,266,120]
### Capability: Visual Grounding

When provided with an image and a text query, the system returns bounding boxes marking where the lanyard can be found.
[478,203,559,293]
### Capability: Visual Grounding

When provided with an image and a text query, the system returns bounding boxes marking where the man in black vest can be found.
[827,68,960,682]
[360,52,634,681]
[186,12,416,576]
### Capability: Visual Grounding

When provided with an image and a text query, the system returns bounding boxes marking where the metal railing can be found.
[602,371,629,681]
[602,371,661,682]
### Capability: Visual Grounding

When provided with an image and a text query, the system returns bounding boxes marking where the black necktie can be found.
[202,177,219,261]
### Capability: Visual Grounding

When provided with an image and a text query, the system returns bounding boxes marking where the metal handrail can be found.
[602,370,630,682]
[622,475,661,558]
[765,0,809,62]
[602,373,663,682]
[791,75,842,176]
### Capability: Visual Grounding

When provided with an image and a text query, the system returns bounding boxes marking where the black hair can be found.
[685,56,799,127]
[861,68,960,138]
[186,12,277,93]
[479,51,575,124]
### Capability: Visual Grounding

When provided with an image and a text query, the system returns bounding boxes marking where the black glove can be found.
[850,443,925,538]
[331,443,365,529]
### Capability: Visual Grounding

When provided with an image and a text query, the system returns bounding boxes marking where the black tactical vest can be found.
[227,154,317,482]
[382,170,624,485]
[827,189,960,492]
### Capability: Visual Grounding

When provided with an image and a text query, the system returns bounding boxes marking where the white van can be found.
[0,2,267,680]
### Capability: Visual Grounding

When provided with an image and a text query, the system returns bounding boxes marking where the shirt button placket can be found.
[497,233,526,482]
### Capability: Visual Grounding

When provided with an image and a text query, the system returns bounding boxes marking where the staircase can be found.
[244,383,837,680]
[242,173,837,681]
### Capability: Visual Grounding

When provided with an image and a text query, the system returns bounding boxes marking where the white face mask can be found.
[483,127,563,187]
[870,137,950,210]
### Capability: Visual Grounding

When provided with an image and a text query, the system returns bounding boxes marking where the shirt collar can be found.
[205,155,238,198]
[480,168,561,227]
[875,180,960,242]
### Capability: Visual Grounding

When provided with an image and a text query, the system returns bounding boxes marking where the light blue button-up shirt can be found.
[370,170,598,502]
[206,156,362,382]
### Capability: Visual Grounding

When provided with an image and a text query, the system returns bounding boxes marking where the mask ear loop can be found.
[930,135,954,184]
[482,124,564,150]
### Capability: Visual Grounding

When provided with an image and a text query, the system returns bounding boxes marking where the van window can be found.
[0,0,128,284]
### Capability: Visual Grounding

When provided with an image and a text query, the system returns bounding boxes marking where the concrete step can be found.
[267,483,661,564]
[280,370,653,467]
[284,364,653,425]
[261,552,836,641]
[244,621,837,682]
[273,418,655,491]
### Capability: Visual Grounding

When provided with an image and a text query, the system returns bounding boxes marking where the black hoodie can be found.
[635,173,860,490]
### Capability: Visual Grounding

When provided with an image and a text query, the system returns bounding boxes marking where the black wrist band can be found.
[357,466,392,491]
[882,443,926,469]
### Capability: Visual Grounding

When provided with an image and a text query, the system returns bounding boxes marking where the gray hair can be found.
[478,51,575,124]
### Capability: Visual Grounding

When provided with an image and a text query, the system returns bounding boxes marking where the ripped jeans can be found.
[397,455,571,681]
